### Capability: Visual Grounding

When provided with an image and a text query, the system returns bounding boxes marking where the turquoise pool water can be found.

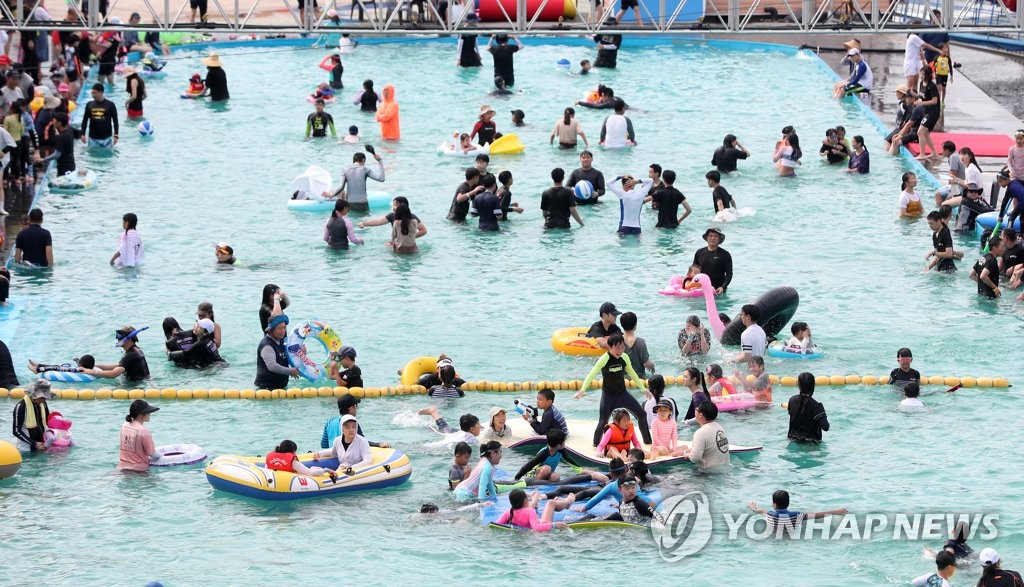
[1,38,1022,585]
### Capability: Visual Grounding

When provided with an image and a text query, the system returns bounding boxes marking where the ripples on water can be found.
[1,40,1022,585]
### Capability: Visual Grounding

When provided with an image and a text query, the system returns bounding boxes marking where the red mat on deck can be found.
[907,133,1014,157]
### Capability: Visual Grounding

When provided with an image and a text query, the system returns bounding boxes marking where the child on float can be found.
[481,406,510,441]
[681,263,702,290]
[738,356,772,403]
[312,414,372,474]
[44,412,76,450]
[786,322,814,349]
[642,374,678,430]
[28,354,95,375]
[646,399,678,460]
[185,73,205,97]
[705,364,735,397]
[577,475,657,525]
[449,441,473,489]
[596,408,641,460]
[513,428,579,482]
[141,52,165,72]
[453,440,504,502]
[266,439,337,480]
[310,82,335,101]
[495,489,573,531]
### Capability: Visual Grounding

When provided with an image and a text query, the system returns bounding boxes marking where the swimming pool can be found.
[2,38,1022,585]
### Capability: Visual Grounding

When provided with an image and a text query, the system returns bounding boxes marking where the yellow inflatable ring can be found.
[400,356,438,386]
[551,327,604,356]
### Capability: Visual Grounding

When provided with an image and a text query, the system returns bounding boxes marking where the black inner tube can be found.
[720,286,800,346]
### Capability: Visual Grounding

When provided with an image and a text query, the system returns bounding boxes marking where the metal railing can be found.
[0,0,1020,34]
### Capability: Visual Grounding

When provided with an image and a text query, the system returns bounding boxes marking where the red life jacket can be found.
[265,451,297,472]
[605,422,635,452]
[716,378,737,396]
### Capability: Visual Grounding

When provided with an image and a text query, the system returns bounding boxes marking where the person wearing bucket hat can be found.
[471,105,499,146]
[12,380,56,452]
[978,548,1022,586]
[202,52,229,102]
[86,325,151,381]
[487,34,522,87]
[693,227,732,294]
[118,399,161,472]
[255,313,298,389]
[481,406,510,440]
[123,66,146,119]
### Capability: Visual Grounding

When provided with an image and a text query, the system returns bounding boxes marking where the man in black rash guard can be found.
[487,34,522,87]
[593,31,622,68]
[305,99,336,138]
[693,228,733,294]
[80,83,118,148]
[449,168,483,223]
[567,151,606,205]
[37,113,76,175]
[588,302,623,350]
[575,334,653,446]
[712,134,750,173]
[167,319,224,368]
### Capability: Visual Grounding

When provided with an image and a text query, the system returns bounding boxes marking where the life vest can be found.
[605,422,635,452]
[715,378,737,396]
[265,451,296,472]
[189,81,205,94]
[753,384,773,403]
[22,397,50,431]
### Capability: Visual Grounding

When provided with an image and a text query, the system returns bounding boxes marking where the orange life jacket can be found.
[605,422,635,452]
[265,451,296,472]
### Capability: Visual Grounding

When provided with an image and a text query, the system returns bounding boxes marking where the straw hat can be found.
[479,104,496,117]
[842,38,861,49]
[42,94,61,109]
[202,52,223,67]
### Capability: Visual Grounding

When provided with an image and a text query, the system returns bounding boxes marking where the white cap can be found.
[196,318,215,334]
[340,414,358,425]
[847,48,861,56]
[980,547,1000,567]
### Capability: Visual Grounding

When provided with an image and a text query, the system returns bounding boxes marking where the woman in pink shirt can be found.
[118,400,160,472]
[495,489,574,532]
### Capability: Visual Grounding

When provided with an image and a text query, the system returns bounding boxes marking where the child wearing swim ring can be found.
[310,82,335,101]
[186,74,205,97]
[44,412,76,450]
[786,321,813,350]
[681,263,702,290]
[495,489,573,531]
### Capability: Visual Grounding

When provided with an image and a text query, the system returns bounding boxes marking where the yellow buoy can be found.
[780,376,797,387]
[240,389,256,399]
[176,389,193,399]
[211,389,227,399]
[10,388,24,399]
[845,375,861,385]
[977,377,993,387]
[112,389,128,400]
[0,440,22,479]
[61,389,79,400]
[960,377,976,388]
[944,376,960,387]
[145,389,161,399]
[79,389,95,400]
[927,375,944,385]
[829,375,845,386]
[302,388,317,398]
[318,387,333,397]
[993,378,1009,388]
[781,402,789,409]
[192,389,209,399]
[0,388,8,399]
[815,375,829,386]
[879,375,891,385]
[861,375,878,385]
[127,389,144,399]
[346,386,363,397]
[350,387,366,398]
[256,390,272,400]
[162,388,177,399]
[366,387,381,398]
[95,389,112,399]
[768,375,780,385]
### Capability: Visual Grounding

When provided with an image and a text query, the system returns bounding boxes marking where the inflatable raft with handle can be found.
[205,447,411,500]
[551,327,604,356]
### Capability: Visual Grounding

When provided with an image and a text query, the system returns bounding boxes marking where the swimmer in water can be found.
[579,59,591,75]
[491,76,513,97]
[305,98,336,139]
[215,242,235,264]
[310,82,335,101]
[899,172,924,217]
[344,125,360,144]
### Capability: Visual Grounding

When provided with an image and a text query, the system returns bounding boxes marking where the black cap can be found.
[511,109,524,120]
[338,346,357,359]
[129,399,160,419]
[338,393,361,412]
[599,302,621,316]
